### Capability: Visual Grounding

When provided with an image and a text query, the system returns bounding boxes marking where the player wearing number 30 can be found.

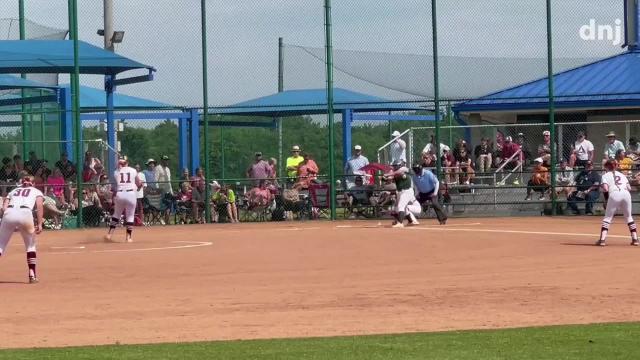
[0,175,44,284]
[104,155,142,243]
[596,159,639,246]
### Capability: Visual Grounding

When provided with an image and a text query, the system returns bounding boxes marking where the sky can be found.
[0,0,626,106]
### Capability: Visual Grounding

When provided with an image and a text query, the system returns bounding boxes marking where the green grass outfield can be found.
[2,322,639,360]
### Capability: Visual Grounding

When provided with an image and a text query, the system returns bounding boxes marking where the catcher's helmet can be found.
[604,159,617,171]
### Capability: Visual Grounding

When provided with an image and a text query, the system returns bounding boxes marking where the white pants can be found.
[113,191,137,223]
[603,190,633,224]
[395,188,416,214]
[405,201,422,216]
[0,209,36,254]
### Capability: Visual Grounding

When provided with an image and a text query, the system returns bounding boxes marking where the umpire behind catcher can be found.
[411,163,447,225]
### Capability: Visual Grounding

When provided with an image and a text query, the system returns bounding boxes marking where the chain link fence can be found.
[0,0,635,228]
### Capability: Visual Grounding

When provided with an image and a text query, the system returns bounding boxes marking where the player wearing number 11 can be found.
[596,159,639,246]
[104,156,142,243]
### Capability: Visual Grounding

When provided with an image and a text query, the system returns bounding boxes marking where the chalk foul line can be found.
[50,241,212,255]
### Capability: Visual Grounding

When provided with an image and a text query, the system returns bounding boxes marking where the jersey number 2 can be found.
[614,175,623,186]
[119,173,131,184]
[13,188,31,197]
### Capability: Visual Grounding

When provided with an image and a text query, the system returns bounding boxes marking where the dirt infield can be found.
[1,217,640,349]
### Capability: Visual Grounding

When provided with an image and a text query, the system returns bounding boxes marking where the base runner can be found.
[596,159,638,246]
[104,156,142,243]
[0,175,44,284]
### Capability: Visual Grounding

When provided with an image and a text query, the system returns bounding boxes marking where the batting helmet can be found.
[604,159,617,171]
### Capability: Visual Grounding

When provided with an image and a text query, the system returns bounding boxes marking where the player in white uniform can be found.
[0,175,44,284]
[385,161,421,228]
[104,156,142,243]
[596,159,638,246]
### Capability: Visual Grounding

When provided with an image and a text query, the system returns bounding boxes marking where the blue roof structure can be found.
[212,88,423,116]
[60,84,171,109]
[0,74,56,90]
[455,50,640,113]
[0,40,154,75]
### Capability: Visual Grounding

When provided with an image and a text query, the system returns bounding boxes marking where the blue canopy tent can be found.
[453,50,640,114]
[210,88,429,165]
[0,40,155,175]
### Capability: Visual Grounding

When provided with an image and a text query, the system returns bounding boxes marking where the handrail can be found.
[376,128,412,163]
[494,149,522,174]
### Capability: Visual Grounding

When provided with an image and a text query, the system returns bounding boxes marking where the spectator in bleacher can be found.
[176,182,193,225]
[55,152,76,182]
[344,144,369,189]
[452,139,471,161]
[422,135,450,158]
[247,151,272,186]
[441,147,457,184]
[569,131,594,168]
[537,130,557,168]
[246,179,274,211]
[474,137,493,174]
[267,157,279,188]
[421,150,437,168]
[73,185,104,227]
[155,155,173,225]
[135,164,146,226]
[144,159,157,190]
[0,157,17,196]
[627,137,640,161]
[286,145,304,183]
[515,133,532,165]
[456,147,475,185]
[494,131,505,166]
[567,160,601,215]
[603,131,625,166]
[45,168,67,208]
[33,163,48,191]
[190,167,205,224]
[24,151,43,175]
[524,158,549,201]
[96,174,113,214]
[390,130,407,165]
[82,150,102,183]
[500,136,522,184]
[293,153,319,191]
[12,154,24,174]
[615,149,634,176]
[211,181,239,223]
[180,168,191,186]
[345,175,375,218]
[155,155,173,195]
[555,159,575,199]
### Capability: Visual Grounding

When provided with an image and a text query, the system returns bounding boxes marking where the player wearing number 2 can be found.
[0,175,44,283]
[596,159,639,246]
[104,155,142,243]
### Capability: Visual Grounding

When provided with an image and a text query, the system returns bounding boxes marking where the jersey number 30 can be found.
[119,173,131,184]
[13,188,31,197]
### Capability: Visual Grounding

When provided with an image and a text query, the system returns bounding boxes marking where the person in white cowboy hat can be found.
[389,130,407,165]
[344,144,370,189]
[603,131,625,166]
[286,145,304,184]
[524,157,550,201]
[143,158,158,189]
